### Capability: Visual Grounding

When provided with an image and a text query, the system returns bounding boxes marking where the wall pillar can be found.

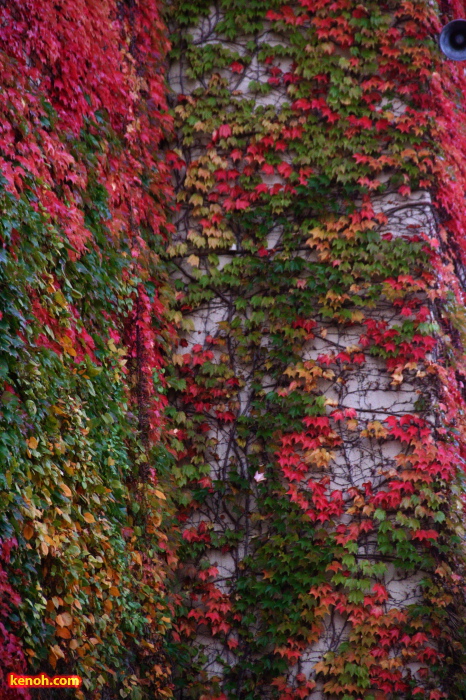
[164,1,466,697]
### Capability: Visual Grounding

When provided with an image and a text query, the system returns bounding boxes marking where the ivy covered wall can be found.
[0,2,176,699]
[2,1,466,700]
[164,1,466,698]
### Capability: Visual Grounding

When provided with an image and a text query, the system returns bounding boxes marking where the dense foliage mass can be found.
[0,1,176,698]
[164,0,466,698]
[2,1,466,699]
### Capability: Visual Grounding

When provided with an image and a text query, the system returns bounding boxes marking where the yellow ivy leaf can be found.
[314,660,330,675]
[109,587,120,597]
[56,612,73,627]
[50,644,65,659]
[189,194,203,206]
[83,512,95,524]
[53,291,67,308]
[187,254,200,267]
[154,490,166,500]
[59,482,73,498]
[27,436,38,450]
[151,513,162,527]
[60,335,77,357]
[304,448,334,468]
[52,405,67,416]
[324,398,338,407]
[361,421,388,439]
[181,317,195,331]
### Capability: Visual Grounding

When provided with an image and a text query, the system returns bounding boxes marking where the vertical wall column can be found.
[164,2,466,698]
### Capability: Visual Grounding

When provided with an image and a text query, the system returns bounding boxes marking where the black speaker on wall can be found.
[439,19,466,61]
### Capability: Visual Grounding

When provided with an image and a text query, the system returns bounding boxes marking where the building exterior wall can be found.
[164,1,466,698]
